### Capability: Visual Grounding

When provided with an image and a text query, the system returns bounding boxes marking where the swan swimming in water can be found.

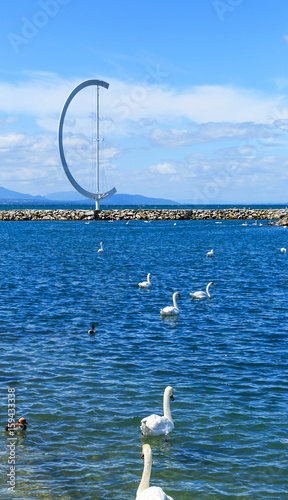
[160,292,181,316]
[190,281,215,299]
[98,242,104,253]
[140,386,175,437]
[136,444,174,500]
[207,249,214,257]
[138,273,152,288]
[280,247,286,252]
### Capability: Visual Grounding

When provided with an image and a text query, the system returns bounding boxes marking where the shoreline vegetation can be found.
[0,208,288,224]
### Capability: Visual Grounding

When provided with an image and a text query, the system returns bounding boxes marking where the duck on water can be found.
[5,418,28,432]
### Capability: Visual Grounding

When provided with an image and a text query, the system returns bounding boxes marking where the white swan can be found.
[160,292,180,316]
[190,281,215,299]
[140,386,174,437]
[136,444,174,500]
[98,242,104,253]
[207,249,214,257]
[280,247,286,252]
[138,273,152,288]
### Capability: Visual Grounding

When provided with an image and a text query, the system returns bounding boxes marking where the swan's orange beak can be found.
[141,453,144,459]
[170,395,175,401]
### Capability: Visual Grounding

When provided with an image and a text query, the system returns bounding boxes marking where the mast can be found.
[96,84,100,210]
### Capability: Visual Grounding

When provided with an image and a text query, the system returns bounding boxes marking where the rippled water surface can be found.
[1,218,288,499]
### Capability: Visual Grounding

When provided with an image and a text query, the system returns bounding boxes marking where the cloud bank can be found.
[0,71,287,202]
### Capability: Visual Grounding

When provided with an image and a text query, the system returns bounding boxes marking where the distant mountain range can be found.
[0,186,48,202]
[0,186,180,205]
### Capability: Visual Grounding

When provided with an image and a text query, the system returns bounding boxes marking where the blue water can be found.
[1,217,288,499]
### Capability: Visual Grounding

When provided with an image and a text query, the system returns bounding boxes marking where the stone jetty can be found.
[274,212,288,226]
[0,207,287,221]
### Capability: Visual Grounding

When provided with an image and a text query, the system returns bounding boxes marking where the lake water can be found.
[1,216,288,499]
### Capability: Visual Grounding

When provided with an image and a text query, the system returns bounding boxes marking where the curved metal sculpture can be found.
[58,79,116,210]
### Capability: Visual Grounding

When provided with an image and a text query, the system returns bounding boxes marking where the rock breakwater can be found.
[0,207,287,221]
[274,212,288,226]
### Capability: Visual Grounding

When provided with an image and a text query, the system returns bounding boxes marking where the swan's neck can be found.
[100,243,103,249]
[147,274,151,283]
[163,388,173,422]
[206,283,211,297]
[137,448,151,494]
[172,294,179,309]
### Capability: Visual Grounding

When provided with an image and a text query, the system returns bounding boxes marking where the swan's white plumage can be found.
[160,292,180,316]
[207,249,214,257]
[139,273,152,288]
[141,414,174,436]
[98,242,104,253]
[140,386,174,436]
[136,444,174,500]
[190,281,215,299]
[280,247,286,252]
[137,486,173,499]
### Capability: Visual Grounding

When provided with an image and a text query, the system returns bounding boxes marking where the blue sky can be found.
[1,0,288,203]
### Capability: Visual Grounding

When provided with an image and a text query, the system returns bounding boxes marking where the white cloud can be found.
[149,122,281,148]
[0,72,285,130]
[145,154,288,203]
[149,162,177,174]
[0,130,121,195]
[0,132,61,189]
[0,71,288,201]
[0,116,18,129]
